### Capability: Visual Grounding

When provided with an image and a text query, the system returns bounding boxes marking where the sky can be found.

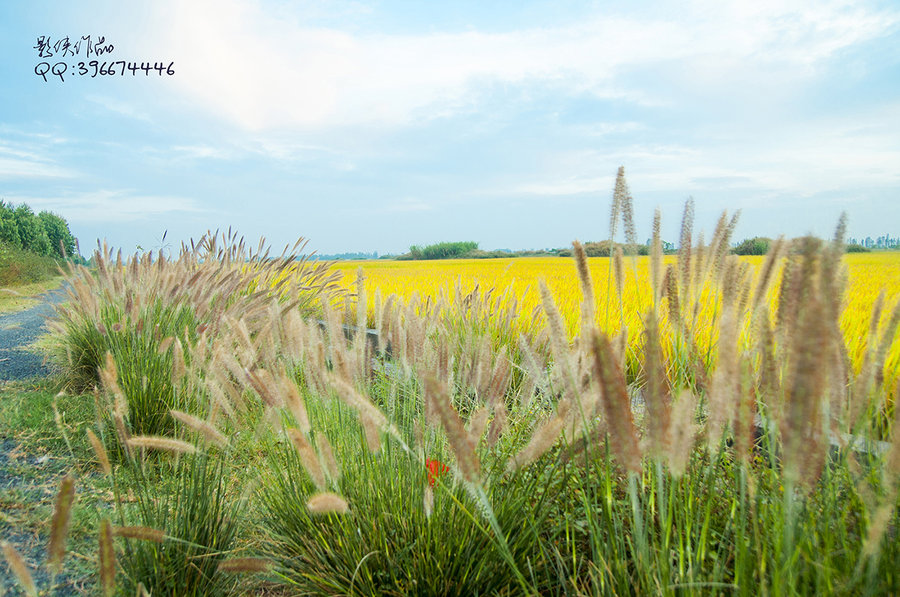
[1,0,899,256]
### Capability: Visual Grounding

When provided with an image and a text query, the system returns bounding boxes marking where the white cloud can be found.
[170,145,232,159]
[10,190,203,223]
[139,0,897,131]
[0,140,76,180]
[84,95,153,122]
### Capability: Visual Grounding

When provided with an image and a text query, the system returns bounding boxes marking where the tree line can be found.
[0,200,77,258]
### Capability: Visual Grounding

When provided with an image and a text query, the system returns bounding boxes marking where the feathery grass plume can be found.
[127,435,197,455]
[205,374,238,421]
[756,310,782,414]
[508,399,572,472]
[732,362,757,466]
[425,375,481,483]
[169,410,228,448]
[591,331,642,474]
[468,405,490,445]
[113,526,165,542]
[667,391,698,478]
[706,306,739,451]
[247,367,281,408]
[484,349,512,404]
[2,541,38,597]
[329,376,395,452]
[423,485,434,518]
[279,371,310,434]
[218,557,274,573]
[47,474,76,574]
[99,351,127,415]
[642,311,671,459]
[157,336,175,354]
[517,334,546,409]
[355,267,367,332]
[706,211,740,283]
[316,433,341,483]
[821,212,847,304]
[651,208,663,308]
[663,264,681,329]
[720,257,741,308]
[86,428,112,475]
[783,248,829,487]
[573,241,596,336]
[613,245,625,307]
[287,428,327,490]
[610,166,627,241]
[678,197,695,295]
[539,280,578,403]
[98,519,116,597]
[616,167,637,248]
[307,492,350,514]
[751,236,786,313]
[113,412,132,457]
[487,403,508,448]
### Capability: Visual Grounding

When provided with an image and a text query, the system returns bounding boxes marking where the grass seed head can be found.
[113,526,165,542]
[218,557,274,573]
[98,519,116,597]
[169,410,228,448]
[288,428,327,490]
[307,492,349,514]
[1,541,37,597]
[47,474,76,574]
[86,428,112,475]
[126,435,197,455]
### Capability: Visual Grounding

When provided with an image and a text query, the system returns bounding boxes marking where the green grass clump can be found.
[116,454,243,596]
[260,395,556,596]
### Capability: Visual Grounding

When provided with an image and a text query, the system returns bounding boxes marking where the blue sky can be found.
[1,0,899,255]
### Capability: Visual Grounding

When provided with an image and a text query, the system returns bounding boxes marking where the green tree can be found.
[14,204,51,255]
[733,237,771,256]
[0,201,22,248]
[39,211,77,257]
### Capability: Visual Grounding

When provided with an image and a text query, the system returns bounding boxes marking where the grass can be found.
[3,176,899,596]
[0,378,108,595]
[0,245,63,288]
[0,276,63,314]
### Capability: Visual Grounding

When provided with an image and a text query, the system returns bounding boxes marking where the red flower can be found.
[425,458,449,487]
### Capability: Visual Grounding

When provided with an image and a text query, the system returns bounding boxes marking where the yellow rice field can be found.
[331,252,900,390]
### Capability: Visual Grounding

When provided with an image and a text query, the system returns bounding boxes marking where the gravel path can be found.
[0,287,66,381]
[1,286,82,595]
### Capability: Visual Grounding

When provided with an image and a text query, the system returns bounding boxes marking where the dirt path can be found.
[0,286,66,381]
[1,286,83,595]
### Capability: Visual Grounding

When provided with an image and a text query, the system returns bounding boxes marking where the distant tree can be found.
[13,204,51,255]
[0,201,21,248]
[733,237,771,256]
[845,243,871,253]
[38,211,77,257]
[406,241,478,260]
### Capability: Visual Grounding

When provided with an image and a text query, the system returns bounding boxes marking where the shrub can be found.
[0,243,60,285]
[732,236,772,255]
[406,241,479,260]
